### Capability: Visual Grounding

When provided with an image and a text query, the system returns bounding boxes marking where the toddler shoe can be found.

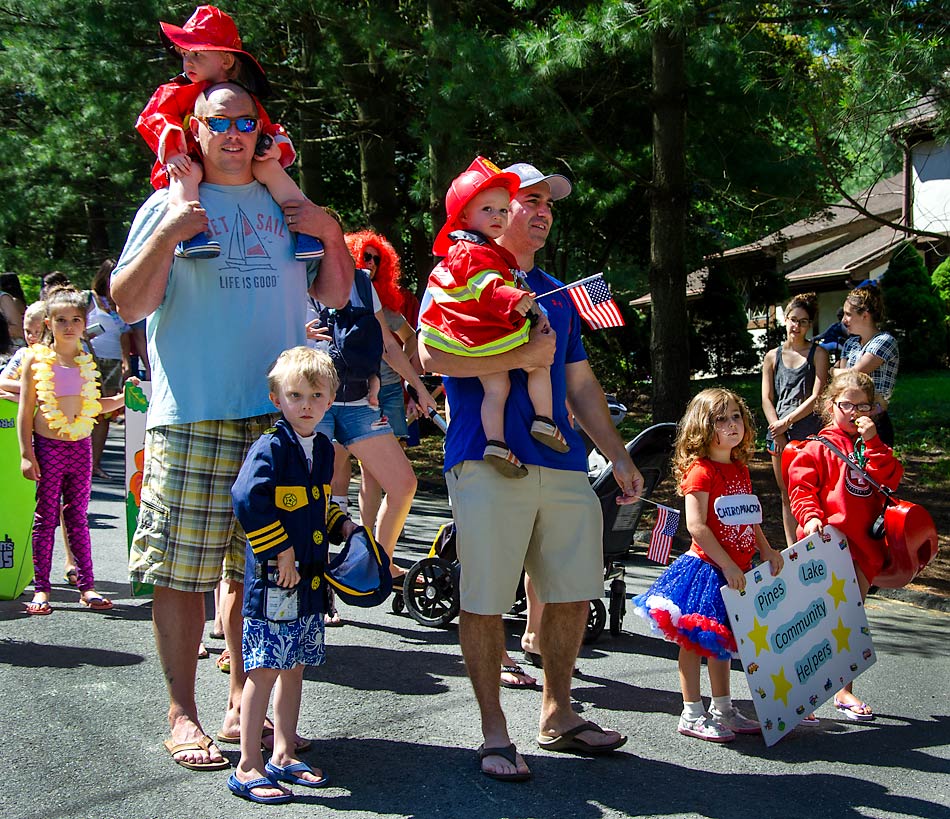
[709,704,761,735]
[294,233,325,261]
[176,232,220,259]
[677,713,735,743]
[483,440,528,478]
[530,416,569,453]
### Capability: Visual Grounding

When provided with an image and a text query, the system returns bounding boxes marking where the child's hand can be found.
[803,517,824,536]
[514,293,537,316]
[21,455,39,482]
[253,141,282,163]
[768,417,789,437]
[165,152,192,179]
[305,319,331,343]
[275,550,299,588]
[760,546,784,577]
[855,415,878,441]
[722,561,746,592]
[340,519,360,540]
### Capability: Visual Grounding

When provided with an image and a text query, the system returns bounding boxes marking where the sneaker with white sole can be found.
[709,705,761,735]
[677,713,735,743]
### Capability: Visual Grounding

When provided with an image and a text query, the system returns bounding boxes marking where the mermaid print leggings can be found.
[31,435,95,594]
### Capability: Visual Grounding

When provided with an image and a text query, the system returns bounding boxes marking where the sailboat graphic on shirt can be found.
[225,206,273,270]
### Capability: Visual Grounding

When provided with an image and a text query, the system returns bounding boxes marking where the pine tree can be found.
[883,243,947,370]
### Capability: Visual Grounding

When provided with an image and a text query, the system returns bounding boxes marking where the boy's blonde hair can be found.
[24,300,46,325]
[672,387,756,490]
[268,346,339,396]
[818,370,875,424]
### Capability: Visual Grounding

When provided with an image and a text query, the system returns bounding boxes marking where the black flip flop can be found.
[477,743,532,782]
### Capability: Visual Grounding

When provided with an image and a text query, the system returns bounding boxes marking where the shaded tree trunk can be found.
[649,25,691,422]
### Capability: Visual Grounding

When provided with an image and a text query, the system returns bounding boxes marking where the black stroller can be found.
[394,422,677,643]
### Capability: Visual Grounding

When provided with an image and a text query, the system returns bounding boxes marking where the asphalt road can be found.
[2,430,948,819]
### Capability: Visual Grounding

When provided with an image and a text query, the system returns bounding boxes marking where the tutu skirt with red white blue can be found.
[632,552,737,660]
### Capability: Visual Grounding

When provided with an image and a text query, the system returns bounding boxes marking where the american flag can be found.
[647,504,680,565]
[566,275,625,330]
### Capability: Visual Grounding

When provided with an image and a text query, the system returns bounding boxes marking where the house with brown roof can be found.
[632,94,949,336]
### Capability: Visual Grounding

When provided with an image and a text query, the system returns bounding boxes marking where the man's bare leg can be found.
[153,585,225,766]
[219,578,246,739]
[537,600,624,748]
[459,610,530,777]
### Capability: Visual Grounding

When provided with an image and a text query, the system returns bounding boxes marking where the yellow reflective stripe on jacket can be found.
[418,323,530,357]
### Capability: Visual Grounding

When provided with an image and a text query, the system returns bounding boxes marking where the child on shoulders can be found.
[137,5,323,260]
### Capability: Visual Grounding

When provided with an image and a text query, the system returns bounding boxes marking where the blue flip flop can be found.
[265,759,329,788]
[227,773,293,804]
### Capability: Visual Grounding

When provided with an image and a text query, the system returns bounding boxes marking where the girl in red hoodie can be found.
[787,369,903,722]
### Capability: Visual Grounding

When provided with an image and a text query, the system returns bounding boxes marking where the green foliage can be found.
[883,242,948,370]
[692,265,758,377]
[932,257,950,310]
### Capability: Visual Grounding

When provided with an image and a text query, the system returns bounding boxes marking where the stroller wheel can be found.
[404,557,460,628]
[609,578,626,636]
[391,589,405,614]
[583,598,607,644]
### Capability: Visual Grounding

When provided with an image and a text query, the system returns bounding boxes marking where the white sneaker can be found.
[678,713,735,743]
[709,705,761,735]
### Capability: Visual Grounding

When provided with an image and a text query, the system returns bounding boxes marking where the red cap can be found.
[432,157,520,256]
[159,6,270,97]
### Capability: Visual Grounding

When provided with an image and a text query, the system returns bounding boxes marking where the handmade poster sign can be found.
[124,381,153,597]
[721,525,875,746]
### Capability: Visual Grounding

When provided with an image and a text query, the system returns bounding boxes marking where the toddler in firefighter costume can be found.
[228,347,366,804]
[420,157,567,478]
[136,5,323,260]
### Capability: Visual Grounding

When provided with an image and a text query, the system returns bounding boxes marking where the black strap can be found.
[809,435,893,502]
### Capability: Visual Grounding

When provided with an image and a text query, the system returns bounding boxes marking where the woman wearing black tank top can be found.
[761,293,830,545]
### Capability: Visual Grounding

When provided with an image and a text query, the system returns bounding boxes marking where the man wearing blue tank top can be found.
[420,162,644,781]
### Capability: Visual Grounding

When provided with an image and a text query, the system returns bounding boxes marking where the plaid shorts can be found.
[129,415,274,593]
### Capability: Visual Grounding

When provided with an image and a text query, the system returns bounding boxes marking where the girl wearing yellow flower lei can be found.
[16,285,126,615]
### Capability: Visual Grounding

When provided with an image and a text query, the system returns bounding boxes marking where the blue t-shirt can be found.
[441,266,588,473]
[114,183,314,429]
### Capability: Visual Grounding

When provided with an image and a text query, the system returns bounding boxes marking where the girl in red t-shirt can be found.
[634,388,783,742]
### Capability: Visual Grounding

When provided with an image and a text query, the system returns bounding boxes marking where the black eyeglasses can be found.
[363,252,381,265]
[836,401,872,413]
[194,115,258,133]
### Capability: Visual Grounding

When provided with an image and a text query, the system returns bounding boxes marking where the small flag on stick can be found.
[647,504,680,565]
[565,275,625,330]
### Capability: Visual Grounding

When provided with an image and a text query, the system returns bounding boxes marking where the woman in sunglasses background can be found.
[135,5,323,261]
[761,292,830,546]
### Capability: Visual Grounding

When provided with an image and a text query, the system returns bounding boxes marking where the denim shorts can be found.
[377,381,408,440]
[316,402,392,447]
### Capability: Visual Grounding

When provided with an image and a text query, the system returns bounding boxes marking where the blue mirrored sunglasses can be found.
[194,115,258,133]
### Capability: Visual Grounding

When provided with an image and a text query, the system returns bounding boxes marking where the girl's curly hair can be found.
[345,230,404,313]
[672,388,756,491]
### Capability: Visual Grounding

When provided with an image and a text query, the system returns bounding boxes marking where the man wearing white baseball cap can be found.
[420,161,643,781]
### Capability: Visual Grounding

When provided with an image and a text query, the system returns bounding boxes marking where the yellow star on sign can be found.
[747,616,771,657]
[771,667,793,706]
[831,617,851,652]
[827,573,848,609]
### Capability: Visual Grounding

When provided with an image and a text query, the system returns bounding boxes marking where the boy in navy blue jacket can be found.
[228,346,359,804]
